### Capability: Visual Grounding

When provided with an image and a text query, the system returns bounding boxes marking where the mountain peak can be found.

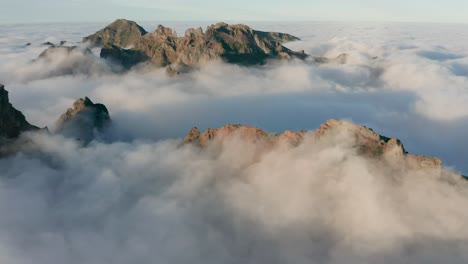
[83,19,148,48]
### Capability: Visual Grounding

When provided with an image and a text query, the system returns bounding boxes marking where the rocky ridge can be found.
[93,20,309,69]
[184,119,442,170]
[35,19,348,73]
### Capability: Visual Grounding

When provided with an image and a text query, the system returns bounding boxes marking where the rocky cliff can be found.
[55,97,111,143]
[184,119,442,170]
[0,84,39,139]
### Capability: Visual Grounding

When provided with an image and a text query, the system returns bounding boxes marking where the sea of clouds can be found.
[0,21,468,263]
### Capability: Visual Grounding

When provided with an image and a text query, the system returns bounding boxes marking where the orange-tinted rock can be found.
[184,124,305,147]
[184,119,442,170]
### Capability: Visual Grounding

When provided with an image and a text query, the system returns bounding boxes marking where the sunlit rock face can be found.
[184,119,442,171]
[0,84,38,139]
[55,97,111,143]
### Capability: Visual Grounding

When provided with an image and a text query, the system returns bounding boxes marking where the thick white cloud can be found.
[0,131,467,264]
[0,21,468,263]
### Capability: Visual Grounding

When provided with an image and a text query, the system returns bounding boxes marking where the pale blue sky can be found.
[2,0,468,24]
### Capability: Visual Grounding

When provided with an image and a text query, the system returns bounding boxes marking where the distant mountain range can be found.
[36,19,347,74]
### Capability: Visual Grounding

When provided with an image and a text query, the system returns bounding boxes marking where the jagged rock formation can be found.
[184,119,442,170]
[96,21,307,69]
[0,84,39,139]
[55,97,111,143]
[83,19,148,48]
[184,125,306,147]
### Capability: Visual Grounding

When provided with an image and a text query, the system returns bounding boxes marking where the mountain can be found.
[38,46,93,58]
[55,97,111,143]
[0,84,39,139]
[36,20,346,73]
[99,21,307,69]
[83,19,148,48]
[184,119,442,170]
[35,46,105,77]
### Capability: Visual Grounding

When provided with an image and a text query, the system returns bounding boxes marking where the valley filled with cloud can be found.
[1,21,468,263]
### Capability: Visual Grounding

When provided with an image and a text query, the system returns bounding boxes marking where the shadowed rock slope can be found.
[184,119,442,171]
[0,84,38,139]
[55,97,111,143]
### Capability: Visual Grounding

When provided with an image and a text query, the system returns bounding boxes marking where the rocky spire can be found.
[0,84,39,139]
[55,97,111,143]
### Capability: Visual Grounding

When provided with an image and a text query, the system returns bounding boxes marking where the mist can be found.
[0,21,468,263]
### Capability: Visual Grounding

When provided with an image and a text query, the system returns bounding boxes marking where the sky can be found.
[2,0,468,24]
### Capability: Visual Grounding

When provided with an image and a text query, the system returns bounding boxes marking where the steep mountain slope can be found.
[0,84,39,139]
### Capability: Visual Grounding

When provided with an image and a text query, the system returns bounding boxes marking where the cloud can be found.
[0,130,467,264]
[0,21,468,263]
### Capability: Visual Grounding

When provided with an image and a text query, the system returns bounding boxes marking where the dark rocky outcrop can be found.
[83,19,148,48]
[0,84,39,139]
[184,119,442,170]
[100,44,149,69]
[42,41,55,46]
[55,97,111,143]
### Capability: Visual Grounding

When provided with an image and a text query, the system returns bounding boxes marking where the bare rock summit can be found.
[55,97,111,143]
[83,18,148,48]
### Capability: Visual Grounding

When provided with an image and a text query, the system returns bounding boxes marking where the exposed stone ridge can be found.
[184,119,442,170]
[83,19,148,48]
[0,84,39,138]
[184,124,306,147]
[97,21,308,69]
[55,97,111,143]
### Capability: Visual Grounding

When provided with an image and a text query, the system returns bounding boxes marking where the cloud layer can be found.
[0,21,468,263]
[1,130,467,264]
